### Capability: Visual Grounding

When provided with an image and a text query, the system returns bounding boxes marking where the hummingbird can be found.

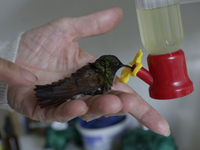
[34,55,131,108]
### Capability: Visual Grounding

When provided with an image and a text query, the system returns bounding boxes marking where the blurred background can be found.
[0,0,200,150]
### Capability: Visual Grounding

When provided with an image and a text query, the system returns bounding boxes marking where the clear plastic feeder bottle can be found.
[135,0,183,55]
[120,0,194,99]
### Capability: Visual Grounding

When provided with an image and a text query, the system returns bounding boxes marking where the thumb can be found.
[54,7,123,41]
[0,57,37,86]
[74,7,123,40]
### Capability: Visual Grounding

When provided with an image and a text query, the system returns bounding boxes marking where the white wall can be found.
[0,1,200,149]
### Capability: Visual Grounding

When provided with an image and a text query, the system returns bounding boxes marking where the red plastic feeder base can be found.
[147,49,194,99]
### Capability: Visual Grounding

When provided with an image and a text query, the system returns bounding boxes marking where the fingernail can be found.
[85,119,92,122]
[80,106,89,116]
[21,68,38,84]
[105,113,125,118]
[105,114,117,118]
[165,129,171,137]
[85,117,99,122]
[104,115,111,118]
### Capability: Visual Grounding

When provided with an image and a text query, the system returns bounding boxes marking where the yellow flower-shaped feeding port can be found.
[119,49,143,84]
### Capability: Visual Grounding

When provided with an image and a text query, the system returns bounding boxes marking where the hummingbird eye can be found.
[114,61,119,66]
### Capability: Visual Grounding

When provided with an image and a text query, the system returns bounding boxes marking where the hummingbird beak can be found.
[122,64,132,69]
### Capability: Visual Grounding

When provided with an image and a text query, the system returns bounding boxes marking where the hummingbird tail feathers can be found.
[34,84,69,108]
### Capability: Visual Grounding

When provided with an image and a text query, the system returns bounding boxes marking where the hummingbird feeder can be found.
[120,0,194,99]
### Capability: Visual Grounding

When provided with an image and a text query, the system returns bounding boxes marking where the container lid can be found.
[51,122,68,131]
[78,115,126,129]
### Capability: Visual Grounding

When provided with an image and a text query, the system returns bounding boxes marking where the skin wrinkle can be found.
[78,48,96,64]
[70,17,90,42]
[18,41,69,80]
[29,32,47,53]
[82,95,99,111]
[54,106,63,122]
[44,107,52,123]
[80,96,101,120]
[128,94,148,119]
[14,87,33,113]
[19,41,47,69]
[47,108,56,123]
[45,107,55,123]
[93,14,104,36]
[139,106,153,124]
[67,18,84,43]
[31,98,41,120]
[118,93,138,113]
[7,90,15,109]
[43,36,65,55]
[53,106,61,122]
[16,63,63,79]
[64,51,76,71]
[23,33,47,57]
[8,87,22,112]
[57,51,67,73]
[22,32,66,71]
[21,90,36,118]
[135,100,151,121]
[19,40,37,60]
[50,18,80,45]
[57,103,69,122]
[35,106,45,122]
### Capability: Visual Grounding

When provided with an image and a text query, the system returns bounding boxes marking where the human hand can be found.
[7,7,170,136]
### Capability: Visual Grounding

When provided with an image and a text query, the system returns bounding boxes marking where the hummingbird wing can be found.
[35,65,102,108]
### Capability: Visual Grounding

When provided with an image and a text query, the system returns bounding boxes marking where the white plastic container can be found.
[76,115,131,150]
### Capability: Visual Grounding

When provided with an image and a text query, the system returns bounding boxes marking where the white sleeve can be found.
[0,33,23,111]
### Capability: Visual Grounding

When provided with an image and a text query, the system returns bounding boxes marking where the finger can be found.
[0,57,37,86]
[72,7,123,41]
[107,91,138,114]
[44,100,88,123]
[112,78,170,136]
[127,93,170,136]
[102,91,170,136]
[80,94,123,122]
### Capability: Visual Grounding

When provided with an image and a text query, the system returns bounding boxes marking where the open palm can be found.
[7,7,170,136]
